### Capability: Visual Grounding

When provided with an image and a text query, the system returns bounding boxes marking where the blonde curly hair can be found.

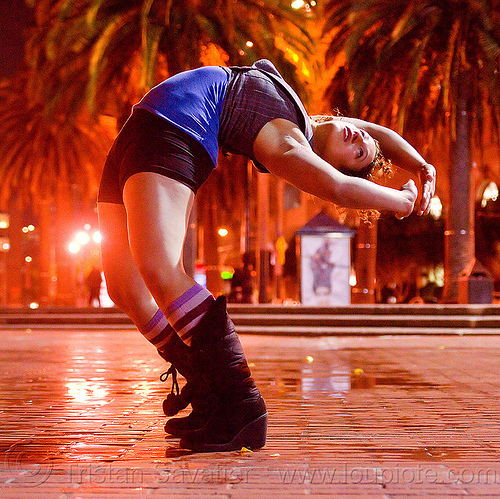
[311,114,393,179]
[311,114,394,225]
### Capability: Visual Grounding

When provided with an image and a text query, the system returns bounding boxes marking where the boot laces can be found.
[160,364,180,396]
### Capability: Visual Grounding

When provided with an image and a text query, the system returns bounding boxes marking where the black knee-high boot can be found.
[179,296,268,452]
[158,332,214,437]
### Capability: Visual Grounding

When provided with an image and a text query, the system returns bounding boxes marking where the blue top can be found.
[133,60,312,170]
[134,66,230,166]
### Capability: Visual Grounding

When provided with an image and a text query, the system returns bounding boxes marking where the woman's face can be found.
[322,121,377,174]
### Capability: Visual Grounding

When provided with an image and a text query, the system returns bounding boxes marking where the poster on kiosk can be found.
[298,212,354,306]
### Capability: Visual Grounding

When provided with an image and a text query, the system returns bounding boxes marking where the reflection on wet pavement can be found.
[2,330,500,497]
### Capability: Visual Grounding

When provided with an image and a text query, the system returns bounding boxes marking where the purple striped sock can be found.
[166,284,215,345]
[139,309,175,353]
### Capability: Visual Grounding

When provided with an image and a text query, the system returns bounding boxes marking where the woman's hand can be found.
[396,180,418,219]
[417,163,436,215]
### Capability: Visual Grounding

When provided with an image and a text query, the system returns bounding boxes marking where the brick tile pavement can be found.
[2,329,500,497]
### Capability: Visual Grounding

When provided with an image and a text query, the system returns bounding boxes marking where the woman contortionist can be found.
[98,59,436,452]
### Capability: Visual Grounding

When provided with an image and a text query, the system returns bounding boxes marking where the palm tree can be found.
[0,76,113,305]
[322,0,500,301]
[27,0,317,125]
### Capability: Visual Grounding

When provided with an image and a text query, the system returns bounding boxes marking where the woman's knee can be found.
[102,272,129,310]
[135,258,191,307]
[103,277,120,305]
[100,256,144,307]
[135,259,172,294]
[103,269,154,319]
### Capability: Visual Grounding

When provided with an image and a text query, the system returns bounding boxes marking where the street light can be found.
[430,196,443,220]
[0,213,9,229]
[67,225,113,307]
[75,231,90,245]
[0,238,9,252]
[481,182,498,208]
[68,241,80,254]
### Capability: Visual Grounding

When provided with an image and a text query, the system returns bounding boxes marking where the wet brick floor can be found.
[2,328,500,497]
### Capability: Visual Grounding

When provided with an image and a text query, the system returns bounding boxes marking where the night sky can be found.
[0,0,34,78]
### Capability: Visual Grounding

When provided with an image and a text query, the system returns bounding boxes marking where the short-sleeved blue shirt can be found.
[133,60,312,169]
[134,66,230,166]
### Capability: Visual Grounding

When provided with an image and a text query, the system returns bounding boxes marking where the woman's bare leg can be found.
[122,172,197,312]
[98,201,159,327]
[99,172,197,325]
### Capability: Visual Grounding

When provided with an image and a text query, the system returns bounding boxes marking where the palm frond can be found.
[322,0,500,162]
[0,76,112,209]
[88,9,137,110]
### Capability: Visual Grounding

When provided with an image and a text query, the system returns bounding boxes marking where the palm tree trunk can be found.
[6,198,24,306]
[257,172,270,303]
[204,193,223,296]
[55,184,77,305]
[352,220,377,303]
[443,70,474,302]
[38,198,56,306]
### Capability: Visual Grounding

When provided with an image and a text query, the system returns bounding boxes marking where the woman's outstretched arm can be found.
[334,117,436,215]
[253,118,417,219]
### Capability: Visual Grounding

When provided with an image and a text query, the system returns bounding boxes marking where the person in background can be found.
[85,266,102,307]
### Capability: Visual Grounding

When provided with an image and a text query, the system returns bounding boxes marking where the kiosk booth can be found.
[297,211,355,306]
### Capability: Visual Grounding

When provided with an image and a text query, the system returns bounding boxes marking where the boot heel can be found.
[180,412,268,452]
[236,412,268,450]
